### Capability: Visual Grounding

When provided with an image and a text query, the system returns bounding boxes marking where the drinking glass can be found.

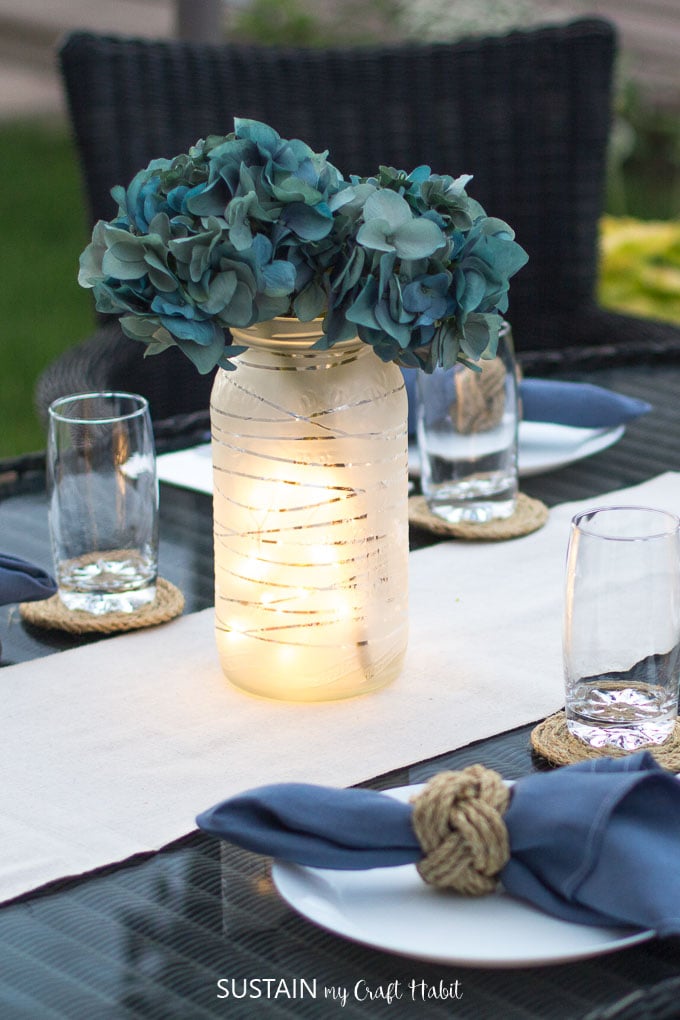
[47,392,158,614]
[416,323,518,523]
[563,505,680,749]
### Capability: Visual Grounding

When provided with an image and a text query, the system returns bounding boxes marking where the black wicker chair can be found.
[36,18,680,426]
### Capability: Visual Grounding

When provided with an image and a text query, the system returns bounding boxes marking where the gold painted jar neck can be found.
[230,317,363,356]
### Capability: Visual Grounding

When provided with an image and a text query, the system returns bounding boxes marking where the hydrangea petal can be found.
[391,218,445,259]
[145,252,177,292]
[362,189,412,230]
[216,282,253,327]
[159,315,215,345]
[294,283,327,321]
[102,243,147,280]
[459,312,500,360]
[282,202,333,241]
[356,220,395,253]
[262,260,296,296]
[120,314,163,341]
[174,324,227,373]
[200,271,238,315]
[234,118,282,156]
[346,279,381,329]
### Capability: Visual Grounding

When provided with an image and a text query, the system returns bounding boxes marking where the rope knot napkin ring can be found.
[410,765,510,896]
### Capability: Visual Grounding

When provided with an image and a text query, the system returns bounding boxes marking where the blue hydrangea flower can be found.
[79,118,528,374]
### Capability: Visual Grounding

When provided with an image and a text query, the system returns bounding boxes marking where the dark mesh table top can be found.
[1,361,680,1018]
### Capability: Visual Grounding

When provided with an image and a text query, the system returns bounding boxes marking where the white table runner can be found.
[2,473,679,904]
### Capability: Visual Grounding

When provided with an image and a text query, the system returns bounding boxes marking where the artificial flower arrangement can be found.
[78,118,528,374]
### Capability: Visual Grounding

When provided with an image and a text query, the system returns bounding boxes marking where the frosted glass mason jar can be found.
[210,318,409,701]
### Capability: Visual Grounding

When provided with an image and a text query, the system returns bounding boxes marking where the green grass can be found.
[0,118,95,457]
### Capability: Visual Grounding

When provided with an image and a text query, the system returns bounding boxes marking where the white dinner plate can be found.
[408,421,624,479]
[157,442,213,493]
[271,784,653,969]
[516,421,625,477]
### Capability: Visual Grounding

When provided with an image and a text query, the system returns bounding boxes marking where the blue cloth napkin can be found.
[197,753,680,936]
[0,554,57,605]
[401,368,652,436]
[518,379,652,429]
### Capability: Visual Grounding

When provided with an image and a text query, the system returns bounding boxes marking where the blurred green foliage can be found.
[598,216,680,324]
[0,119,94,457]
[230,0,321,46]
[229,0,403,47]
[608,82,680,221]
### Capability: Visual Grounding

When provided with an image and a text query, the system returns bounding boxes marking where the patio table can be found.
[1,360,679,1019]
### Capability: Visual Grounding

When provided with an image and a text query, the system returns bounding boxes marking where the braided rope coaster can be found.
[408,492,548,540]
[410,765,510,894]
[20,578,184,635]
[531,711,680,771]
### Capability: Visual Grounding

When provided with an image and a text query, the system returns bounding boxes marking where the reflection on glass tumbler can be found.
[416,324,518,524]
[47,392,159,615]
[563,505,680,750]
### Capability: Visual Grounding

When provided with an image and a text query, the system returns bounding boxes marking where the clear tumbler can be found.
[416,323,518,524]
[47,392,158,614]
[563,505,680,750]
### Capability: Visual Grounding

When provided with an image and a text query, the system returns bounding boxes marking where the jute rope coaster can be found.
[531,711,680,771]
[19,578,184,635]
[408,492,548,540]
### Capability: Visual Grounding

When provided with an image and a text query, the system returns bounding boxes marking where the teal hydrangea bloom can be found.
[78,119,528,373]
